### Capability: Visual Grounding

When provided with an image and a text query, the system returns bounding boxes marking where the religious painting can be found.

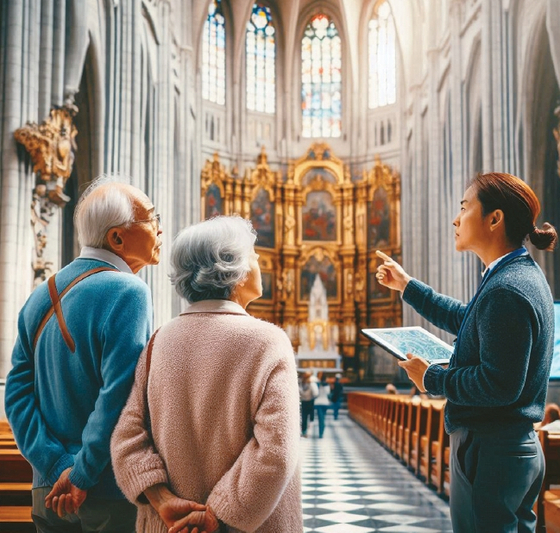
[301,167,337,187]
[251,188,275,248]
[205,184,222,219]
[367,187,390,248]
[261,272,273,301]
[302,191,336,241]
[300,255,337,300]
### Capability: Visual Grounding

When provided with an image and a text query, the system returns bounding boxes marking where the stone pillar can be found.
[480,0,494,172]
[546,0,560,88]
[0,1,35,415]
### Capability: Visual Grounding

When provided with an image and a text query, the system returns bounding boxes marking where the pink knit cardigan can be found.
[111,300,302,533]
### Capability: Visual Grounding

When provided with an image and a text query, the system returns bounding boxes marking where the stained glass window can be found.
[369,1,396,109]
[301,14,342,138]
[246,4,275,113]
[202,0,226,105]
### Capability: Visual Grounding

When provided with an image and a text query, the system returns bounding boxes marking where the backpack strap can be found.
[33,266,119,352]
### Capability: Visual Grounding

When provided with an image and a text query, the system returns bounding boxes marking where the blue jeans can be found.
[32,488,137,533]
[316,405,329,438]
[449,425,544,533]
[332,399,342,420]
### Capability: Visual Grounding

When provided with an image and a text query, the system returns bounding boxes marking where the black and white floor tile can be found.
[300,411,453,533]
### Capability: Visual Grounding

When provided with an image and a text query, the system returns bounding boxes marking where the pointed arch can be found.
[368,0,396,109]
[246,3,276,114]
[300,13,342,138]
[201,0,226,105]
[520,11,560,296]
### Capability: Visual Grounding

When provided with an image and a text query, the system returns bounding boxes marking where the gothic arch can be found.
[240,1,286,145]
[357,0,404,152]
[520,12,560,296]
[358,0,404,92]
[290,4,349,143]
[194,0,234,78]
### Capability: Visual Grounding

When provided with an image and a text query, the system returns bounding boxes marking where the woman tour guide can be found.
[111,216,302,533]
[376,172,557,532]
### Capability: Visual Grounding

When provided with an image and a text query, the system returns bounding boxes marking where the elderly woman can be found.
[111,216,302,533]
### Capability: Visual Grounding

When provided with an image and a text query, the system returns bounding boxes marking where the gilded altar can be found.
[201,144,402,381]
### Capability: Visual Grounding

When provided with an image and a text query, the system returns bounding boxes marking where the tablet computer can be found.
[361,326,453,364]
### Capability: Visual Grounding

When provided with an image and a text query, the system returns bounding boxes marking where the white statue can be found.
[309,274,329,322]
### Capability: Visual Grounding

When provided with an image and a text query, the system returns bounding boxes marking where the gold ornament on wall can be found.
[200,144,402,382]
[14,104,79,286]
[15,104,78,207]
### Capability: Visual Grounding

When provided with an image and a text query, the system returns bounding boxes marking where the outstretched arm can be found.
[376,250,467,335]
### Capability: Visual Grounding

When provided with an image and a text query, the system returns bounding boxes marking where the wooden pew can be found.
[403,398,420,465]
[376,396,390,442]
[537,430,560,529]
[0,450,32,483]
[394,399,408,459]
[0,422,33,531]
[544,489,560,533]
[347,393,449,500]
[0,506,33,524]
[419,403,436,482]
[410,401,429,476]
[384,397,397,448]
[428,401,448,495]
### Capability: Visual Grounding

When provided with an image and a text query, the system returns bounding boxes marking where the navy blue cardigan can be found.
[403,254,554,433]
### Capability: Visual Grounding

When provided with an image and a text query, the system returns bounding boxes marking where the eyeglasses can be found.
[131,213,161,229]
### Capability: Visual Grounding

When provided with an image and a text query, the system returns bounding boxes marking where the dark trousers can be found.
[301,400,315,435]
[316,405,329,438]
[32,488,137,533]
[449,426,544,533]
[332,399,342,420]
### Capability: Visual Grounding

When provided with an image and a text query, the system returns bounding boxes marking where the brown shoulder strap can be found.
[33,267,118,351]
[145,328,160,377]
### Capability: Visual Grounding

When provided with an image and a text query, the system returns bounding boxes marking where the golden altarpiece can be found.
[201,144,402,382]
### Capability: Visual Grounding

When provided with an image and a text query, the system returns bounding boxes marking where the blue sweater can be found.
[5,257,152,498]
[403,254,554,434]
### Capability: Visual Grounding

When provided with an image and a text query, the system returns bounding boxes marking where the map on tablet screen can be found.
[361,326,453,365]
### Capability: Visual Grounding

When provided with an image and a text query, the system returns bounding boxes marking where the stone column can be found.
[0,1,35,414]
[546,0,560,88]
[480,0,494,172]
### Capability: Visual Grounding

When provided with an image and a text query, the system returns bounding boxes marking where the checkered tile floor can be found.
[300,411,453,533]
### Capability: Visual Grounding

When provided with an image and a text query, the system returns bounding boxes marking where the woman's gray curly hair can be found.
[169,216,258,303]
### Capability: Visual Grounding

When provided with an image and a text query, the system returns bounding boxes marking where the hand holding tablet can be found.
[361,326,453,365]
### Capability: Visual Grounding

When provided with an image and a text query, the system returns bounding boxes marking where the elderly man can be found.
[5,176,162,532]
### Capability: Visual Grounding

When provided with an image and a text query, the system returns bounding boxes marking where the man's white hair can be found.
[169,216,257,303]
[74,174,136,248]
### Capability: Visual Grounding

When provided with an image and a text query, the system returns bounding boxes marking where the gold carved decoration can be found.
[248,146,278,201]
[201,153,227,198]
[15,105,78,207]
[14,104,79,286]
[200,153,230,218]
[200,144,402,383]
